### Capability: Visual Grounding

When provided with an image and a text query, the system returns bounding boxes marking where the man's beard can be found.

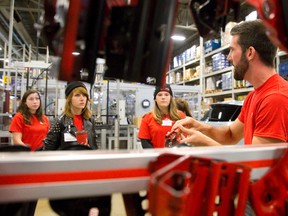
[234,53,249,80]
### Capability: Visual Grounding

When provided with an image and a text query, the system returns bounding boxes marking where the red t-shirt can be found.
[74,115,84,130]
[238,74,288,144]
[9,113,50,151]
[138,111,186,148]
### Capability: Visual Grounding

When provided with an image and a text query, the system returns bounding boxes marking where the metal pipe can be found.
[55,79,58,118]
[199,36,204,120]
[22,44,25,62]
[7,0,15,85]
[114,79,120,149]
[175,24,197,31]
[44,69,48,115]
[106,80,109,124]
[13,69,18,113]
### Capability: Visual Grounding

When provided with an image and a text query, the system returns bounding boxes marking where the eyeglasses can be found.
[27,97,40,101]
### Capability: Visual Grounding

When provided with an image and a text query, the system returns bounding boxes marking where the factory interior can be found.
[0,0,287,216]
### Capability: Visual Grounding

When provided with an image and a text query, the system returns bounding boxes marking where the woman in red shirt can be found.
[9,89,50,151]
[138,85,186,148]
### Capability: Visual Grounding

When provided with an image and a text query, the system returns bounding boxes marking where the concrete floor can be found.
[34,193,127,216]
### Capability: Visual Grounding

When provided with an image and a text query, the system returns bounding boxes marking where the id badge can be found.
[64,133,77,142]
[162,119,172,126]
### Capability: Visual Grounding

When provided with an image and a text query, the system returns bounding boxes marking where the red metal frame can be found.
[148,153,251,215]
[246,0,288,52]
[0,144,287,216]
[250,149,288,215]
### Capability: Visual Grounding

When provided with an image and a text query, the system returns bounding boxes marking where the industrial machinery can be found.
[190,0,287,53]
[0,144,287,215]
[42,0,287,86]
[43,0,177,86]
[0,0,287,215]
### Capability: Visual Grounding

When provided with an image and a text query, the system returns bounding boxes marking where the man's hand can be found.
[177,125,220,146]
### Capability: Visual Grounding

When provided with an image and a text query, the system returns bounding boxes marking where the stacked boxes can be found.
[212,53,230,71]
[237,95,248,101]
[234,80,246,89]
[204,65,213,74]
[204,39,221,54]
[184,68,196,81]
[173,56,179,68]
[172,45,200,69]
[196,46,201,59]
[205,75,222,92]
[168,72,175,84]
[185,45,197,62]
[175,71,183,83]
[173,55,184,68]
[222,72,232,90]
[246,81,253,87]
[234,80,253,89]
[195,66,201,78]
[206,77,216,92]
[279,61,288,80]
[221,22,238,46]
[190,45,197,60]
[185,47,192,62]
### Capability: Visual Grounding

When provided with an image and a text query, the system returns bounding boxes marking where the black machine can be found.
[42,0,288,85]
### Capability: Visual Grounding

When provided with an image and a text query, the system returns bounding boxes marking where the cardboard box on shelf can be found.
[196,46,201,59]
[169,72,176,84]
[175,71,183,83]
[204,65,213,74]
[237,95,248,101]
[184,68,196,81]
[204,39,221,53]
[221,22,238,46]
[206,77,216,91]
[195,65,201,76]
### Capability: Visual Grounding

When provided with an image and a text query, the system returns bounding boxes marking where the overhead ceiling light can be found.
[72,52,80,56]
[245,11,258,21]
[171,35,186,41]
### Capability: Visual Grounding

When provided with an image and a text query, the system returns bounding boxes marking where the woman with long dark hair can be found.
[9,89,50,151]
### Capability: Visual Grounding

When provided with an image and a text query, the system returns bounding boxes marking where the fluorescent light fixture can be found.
[245,11,258,21]
[171,35,186,41]
[72,51,80,56]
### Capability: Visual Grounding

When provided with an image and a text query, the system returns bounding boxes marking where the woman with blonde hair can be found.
[43,81,111,216]
[43,81,97,150]
[138,85,186,148]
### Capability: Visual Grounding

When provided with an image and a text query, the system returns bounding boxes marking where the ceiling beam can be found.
[0,8,35,46]
[0,6,44,13]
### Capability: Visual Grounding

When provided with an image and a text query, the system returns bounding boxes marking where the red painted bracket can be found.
[250,149,288,216]
[148,153,251,216]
